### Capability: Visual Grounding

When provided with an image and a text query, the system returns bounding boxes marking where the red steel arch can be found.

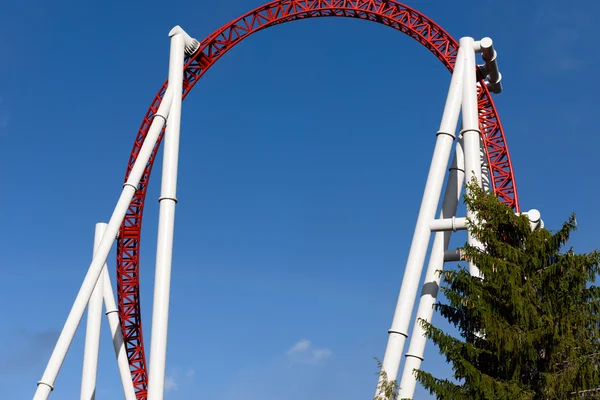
[116,1,520,397]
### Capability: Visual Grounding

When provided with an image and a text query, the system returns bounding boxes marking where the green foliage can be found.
[374,358,399,400]
[415,181,600,399]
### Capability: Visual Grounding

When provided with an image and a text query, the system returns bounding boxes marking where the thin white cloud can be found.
[286,339,311,355]
[163,366,195,394]
[165,375,178,392]
[286,339,332,364]
[312,348,332,362]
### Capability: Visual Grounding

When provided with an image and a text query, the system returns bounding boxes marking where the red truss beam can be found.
[116,0,520,397]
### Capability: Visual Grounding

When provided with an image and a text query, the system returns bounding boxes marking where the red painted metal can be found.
[116,1,520,397]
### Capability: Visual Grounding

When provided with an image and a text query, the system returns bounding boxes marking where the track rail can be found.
[116,1,519,397]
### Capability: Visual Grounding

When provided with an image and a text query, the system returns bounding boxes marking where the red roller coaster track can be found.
[116,1,520,397]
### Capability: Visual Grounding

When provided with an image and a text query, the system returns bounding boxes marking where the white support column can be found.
[100,241,136,400]
[480,140,491,193]
[399,140,465,399]
[460,37,485,278]
[33,89,174,400]
[147,26,197,400]
[480,37,502,94]
[80,224,106,400]
[477,37,501,193]
[376,44,466,395]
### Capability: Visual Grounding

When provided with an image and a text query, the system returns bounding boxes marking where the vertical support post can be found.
[460,37,484,277]
[32,89,174,400]
[100,249,137,399]
[80,224,106,400]
[399,139,465,399]
[146,26,187,400]
[376,44,466,395]
[480,140,490,193]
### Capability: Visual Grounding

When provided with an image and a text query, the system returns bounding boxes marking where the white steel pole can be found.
[480,140,490,193]
[429,217,468,232]
[477,36,502,193]
[147,26,195,400]
[33,89,174,400]
[377,44,466,393]
[80,224,106,400]
[460,37,485,277]
[399,139,465,399]
[480,37,503,94]
[100,241,137,400]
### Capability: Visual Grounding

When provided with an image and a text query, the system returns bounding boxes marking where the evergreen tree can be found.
[375,358,399,400]
[414,182,600,399]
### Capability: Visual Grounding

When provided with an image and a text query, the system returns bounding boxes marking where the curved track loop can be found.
[116,1,520,397]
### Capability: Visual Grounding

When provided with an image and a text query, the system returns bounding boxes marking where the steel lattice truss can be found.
[116,1,520,397]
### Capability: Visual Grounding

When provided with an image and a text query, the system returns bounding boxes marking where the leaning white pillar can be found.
[147,26,198,400]
[376,44,466,395]
[33,88,174,400]
[460,37,484,277]
[399,139,465,399]
[99,241,136,400]
[80,224,106,400]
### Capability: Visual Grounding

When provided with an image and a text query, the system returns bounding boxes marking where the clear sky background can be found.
[1,0,599,399]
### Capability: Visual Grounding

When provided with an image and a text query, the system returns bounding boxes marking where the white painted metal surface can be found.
[460,37,485,277]
[430,216,468,232]
[32,26,533,400]
[480,37,502,93]
[97,223,137,400]
[399,140,465,399]
[33,88,174,400]
[517,209,544,231]
[80,224,106,400]
[102,272,137,400]
[444,249,464,262]
[480,140,491,193]
[147,26,193,400]
[376,44,466,395]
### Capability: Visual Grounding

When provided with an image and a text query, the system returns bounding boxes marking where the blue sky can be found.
[1,0,599,399]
